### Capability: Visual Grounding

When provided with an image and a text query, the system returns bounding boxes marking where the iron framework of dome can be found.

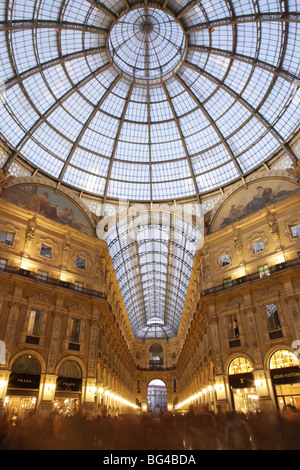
[0,0,300,339]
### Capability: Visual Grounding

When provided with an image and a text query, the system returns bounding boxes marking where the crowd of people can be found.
[0,404,300,450]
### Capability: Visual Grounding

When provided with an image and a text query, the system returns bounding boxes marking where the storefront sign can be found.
[56,376,82,392]
[270,366,300,385]
[229,372,254,389]
[8,373,40,389]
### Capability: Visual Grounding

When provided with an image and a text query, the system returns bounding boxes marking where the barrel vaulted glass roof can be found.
[1,0,300,339]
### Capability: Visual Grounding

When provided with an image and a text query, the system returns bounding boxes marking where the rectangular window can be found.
[76,256,86,270]
[70,318,81,343]
[37,270,48,281]
[74,281,83,292]
[27,309,42,336]
[291,224,300,238]
[0,231,14,245]
[258,264,270,278]
[253,239,265,253]
[223,277,232,289]
[40,244,52,258]
[227,315,240,340]
[266,303,281,331]
[0,259,7,270]
[220,253,230,267]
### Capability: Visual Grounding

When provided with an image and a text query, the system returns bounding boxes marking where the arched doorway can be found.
[147,379,167,414]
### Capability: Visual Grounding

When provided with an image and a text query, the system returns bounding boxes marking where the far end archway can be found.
[147,379,167,414]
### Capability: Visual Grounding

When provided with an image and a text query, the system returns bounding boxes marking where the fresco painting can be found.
[211,178,300,233]
[1,185,93,236]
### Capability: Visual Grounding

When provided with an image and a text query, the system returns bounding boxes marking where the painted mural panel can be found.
[211,178,300,233]
[1,185,93,236]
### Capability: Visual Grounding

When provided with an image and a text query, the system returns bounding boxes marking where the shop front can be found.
[53,360,82,417]
[269,349,300,410]
[228,356,259,413]
[4,354,41,421]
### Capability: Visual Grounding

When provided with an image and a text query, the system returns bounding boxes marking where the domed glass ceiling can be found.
[1,0,299,203]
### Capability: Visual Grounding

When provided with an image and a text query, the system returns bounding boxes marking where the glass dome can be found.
[1,0,299,203]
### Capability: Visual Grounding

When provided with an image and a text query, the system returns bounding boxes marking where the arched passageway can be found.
[147,379,167,414]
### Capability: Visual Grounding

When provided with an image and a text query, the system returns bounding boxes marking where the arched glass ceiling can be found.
[0,0,299,203]
[104,208,203,339]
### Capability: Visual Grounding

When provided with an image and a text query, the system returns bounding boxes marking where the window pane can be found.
[76,256,86,269]
[40,244,52,258]
[71,318,81,343]
[291,224,300,238]
[28,309,42,336]
[266,303,281,331]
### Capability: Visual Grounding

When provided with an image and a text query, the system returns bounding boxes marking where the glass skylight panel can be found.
[210,25,233,51]
[78,127,114,156]
[233,0,255,15]
[0,107,26,146]
[241,68,274,109]
[188,30,210,48]
[226,118,267,155]
[36,29,59,63]
[114,141,149,163]
[185,128,220,155]
[110,161,150,182]
[151,160,191,183]
[4,84,39,131]
[63,0,93,23]
[216,102,252,138]
[61,92,94,124]
[107,180,151,200]
[169,89,197,117]
[11,0,36,19]
[274,105,300,140]
[258,22,283,64]
[197,160,240,192]
[22,139,64,178]
[237,132,278,172]
[71,148,110,176]
[88,111,119,139]
[236,22,258,57]
[12,30,38,73]
[282,24,300,75]
[150,141,186,162]
[259,77,293,124]
[47,106,83,141]
[39,0,61,20]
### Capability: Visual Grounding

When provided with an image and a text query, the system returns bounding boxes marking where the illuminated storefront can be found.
[269,349,300,410]
[228,357,259,414]
[53,360,82,417]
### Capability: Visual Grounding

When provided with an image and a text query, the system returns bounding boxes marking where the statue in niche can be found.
[0,169,13,194]
[233,235,243,255]
[268,220,280,241]
[287,160,300,181]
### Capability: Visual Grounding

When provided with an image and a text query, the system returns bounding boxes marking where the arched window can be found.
[269,349,299,369]
[58,360,82,378]
[149,343,163,366]
[11,354,41,374]
[229,356,253,375]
